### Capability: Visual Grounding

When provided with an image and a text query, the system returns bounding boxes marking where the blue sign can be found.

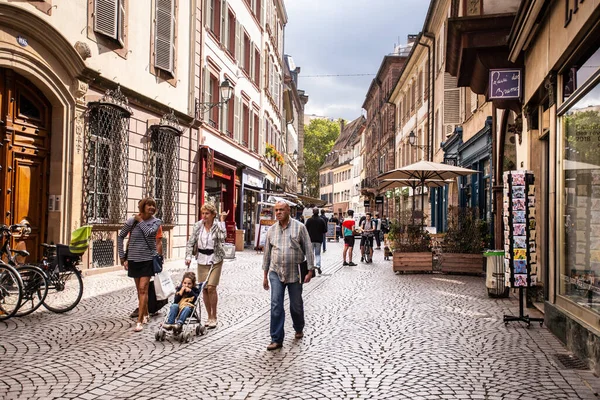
[16,36,28,47]
[489,69,522,100]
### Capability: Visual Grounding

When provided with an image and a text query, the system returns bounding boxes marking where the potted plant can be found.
[388,211,433,273]
[440,206,490,275]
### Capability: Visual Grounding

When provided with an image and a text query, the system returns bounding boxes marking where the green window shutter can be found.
[94,0,118,39]
[155,0,175,73]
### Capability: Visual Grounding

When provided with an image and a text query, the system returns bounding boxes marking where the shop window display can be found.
[561,82,600,311]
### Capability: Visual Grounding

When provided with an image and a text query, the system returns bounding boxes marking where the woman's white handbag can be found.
[154,269,176,300]
[222,243,236,259]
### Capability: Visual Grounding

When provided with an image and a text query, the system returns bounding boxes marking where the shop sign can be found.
[225,221,236,244]
[206,148,214,178]
[489,69,522,100]
[375,196,384,204]
[364,200,370,207]
[243,171,263,188]
[444,155,458,166]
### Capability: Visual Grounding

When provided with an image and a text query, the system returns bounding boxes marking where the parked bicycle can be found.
[0,260,23,320]
[0,224,48,317]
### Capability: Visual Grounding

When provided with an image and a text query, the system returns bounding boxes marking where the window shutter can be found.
[443,73,459,136]
[235,21,241,64]
[233,95,240,142]
[260,50,265,90]
[471,90,478,112]
[221,0,227,45]
[205,0,212,30]
[117,0,126,46]
[155,0,175,73]
[221,99,228,134]
[249,42,255,82]
[94,0,118,39]
[203,69,211,121]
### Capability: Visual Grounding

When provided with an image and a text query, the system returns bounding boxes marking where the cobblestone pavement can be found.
[2,241,600,399]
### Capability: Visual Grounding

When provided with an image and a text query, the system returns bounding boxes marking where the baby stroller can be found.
[154,262,216,343]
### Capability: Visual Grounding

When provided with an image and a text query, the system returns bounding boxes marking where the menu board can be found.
[503,171,537,287]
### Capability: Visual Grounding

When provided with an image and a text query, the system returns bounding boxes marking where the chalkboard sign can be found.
[255,219,276,250]
[489,69,522,100]
[326,222,337,240]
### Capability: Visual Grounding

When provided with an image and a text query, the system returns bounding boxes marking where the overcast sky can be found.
[284,0,430,121]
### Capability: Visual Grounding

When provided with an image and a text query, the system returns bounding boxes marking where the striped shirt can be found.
[262,218,315,284]
[118,216,162,262]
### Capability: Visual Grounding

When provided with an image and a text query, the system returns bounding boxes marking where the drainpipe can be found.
[423,32,435,161]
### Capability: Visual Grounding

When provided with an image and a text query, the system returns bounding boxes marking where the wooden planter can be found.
[393,251,433,273]
[440,253,484,275]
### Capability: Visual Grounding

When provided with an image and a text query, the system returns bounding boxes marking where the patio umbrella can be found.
[378,178,453,225]
[378,161,478,228]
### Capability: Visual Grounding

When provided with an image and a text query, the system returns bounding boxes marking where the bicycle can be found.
[36,225,92,313]
[0,260,23,320]
[0,224,48,317]
[363,234,374,263]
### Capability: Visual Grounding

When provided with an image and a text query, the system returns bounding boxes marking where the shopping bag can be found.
[147,282,168,314]
[154,269,175,300]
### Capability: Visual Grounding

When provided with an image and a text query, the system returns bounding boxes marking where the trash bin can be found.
[484,250,509,298]
[235,229,245,252]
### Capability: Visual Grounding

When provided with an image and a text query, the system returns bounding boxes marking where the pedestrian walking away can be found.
[118,197,163,332]
[185,204,229,329]
[262,201,315,351]
[305,208,326,275]
[320,209,329,252]
[360,213,375,263]
[342,209,357,266]
[373,212,382,249]
[163,272,201,332]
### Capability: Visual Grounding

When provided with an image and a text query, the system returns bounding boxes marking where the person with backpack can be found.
[320,209,329,252]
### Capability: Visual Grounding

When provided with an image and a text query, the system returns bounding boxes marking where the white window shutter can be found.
[260,50,265,90]
[235,21,241,64]
[250,42,255,81]
[205,0,212,30]
[203,69,211,121]
[221,0,227,45]
[117,0,126,46]
[94,0,118,39]
[233,95,240,142]
[155,0,175,73]
[221,100,227,134]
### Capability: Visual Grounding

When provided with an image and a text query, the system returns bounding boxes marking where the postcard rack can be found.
[502,170,544,327]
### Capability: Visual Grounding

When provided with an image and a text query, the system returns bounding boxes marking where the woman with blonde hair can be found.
[185,203,228,329]
[118,197,163,332]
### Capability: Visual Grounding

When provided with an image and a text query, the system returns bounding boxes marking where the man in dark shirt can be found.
[305,208,326,275]
[320,209,329,252]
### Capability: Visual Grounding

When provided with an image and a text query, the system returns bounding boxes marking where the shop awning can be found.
[296,194,327,207]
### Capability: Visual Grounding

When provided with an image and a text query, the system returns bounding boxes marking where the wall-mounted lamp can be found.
[408,130,429,152]
[195,79,234,117]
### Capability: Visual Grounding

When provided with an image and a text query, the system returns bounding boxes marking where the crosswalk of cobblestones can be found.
[1,242,600,399]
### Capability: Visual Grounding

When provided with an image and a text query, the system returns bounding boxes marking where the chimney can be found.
[407,34,418,44]
[340,119,345,132]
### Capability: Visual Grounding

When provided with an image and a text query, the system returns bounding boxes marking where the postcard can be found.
[503,217,509,226]
[512,186,525,198]
[512,211,526,223]
[529,240,536,253]
[513,198,526,211]
[512,173,525,186]
[513,224,526,236]
[529,219,536,231]
[513,235,527,249]
[514,249,527,260]
[514,274,528,287]
[528,196,536,207]
[514,259,527,274]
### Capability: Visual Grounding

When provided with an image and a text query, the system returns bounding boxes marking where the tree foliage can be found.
[303,119,340,198]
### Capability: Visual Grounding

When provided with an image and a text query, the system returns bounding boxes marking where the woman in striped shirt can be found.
[118,197,163,332]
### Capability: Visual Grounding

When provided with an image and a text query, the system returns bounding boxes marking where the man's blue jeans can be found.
[312,242,322,267]
[269,271,304,344]
[167,304,193,324]
[322,233,327,251]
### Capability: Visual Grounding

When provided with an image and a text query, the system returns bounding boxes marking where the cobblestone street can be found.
[2,241,600,399]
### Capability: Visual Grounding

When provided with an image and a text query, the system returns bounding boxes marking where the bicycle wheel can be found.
[14,265,48,317]
[43,268,84,313]
[0,263,23,320]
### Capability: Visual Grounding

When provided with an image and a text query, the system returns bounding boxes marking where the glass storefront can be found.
[560,46,600,311]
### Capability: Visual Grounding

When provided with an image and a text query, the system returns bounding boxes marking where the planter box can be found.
[440,253,484,275]
[393,251,433,273]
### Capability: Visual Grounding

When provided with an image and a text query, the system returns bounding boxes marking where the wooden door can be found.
[0,69,51,261]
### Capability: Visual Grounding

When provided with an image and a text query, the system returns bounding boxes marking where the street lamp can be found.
[195,79,234,117]
[293,149,298,163]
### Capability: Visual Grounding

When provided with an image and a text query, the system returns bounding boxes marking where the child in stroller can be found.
[163,272,200,333]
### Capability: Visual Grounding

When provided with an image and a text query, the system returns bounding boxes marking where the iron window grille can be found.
[145,110,183,225]
[83,86,132,224]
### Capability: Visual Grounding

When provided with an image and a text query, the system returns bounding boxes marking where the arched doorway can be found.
[0,68,51,260]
